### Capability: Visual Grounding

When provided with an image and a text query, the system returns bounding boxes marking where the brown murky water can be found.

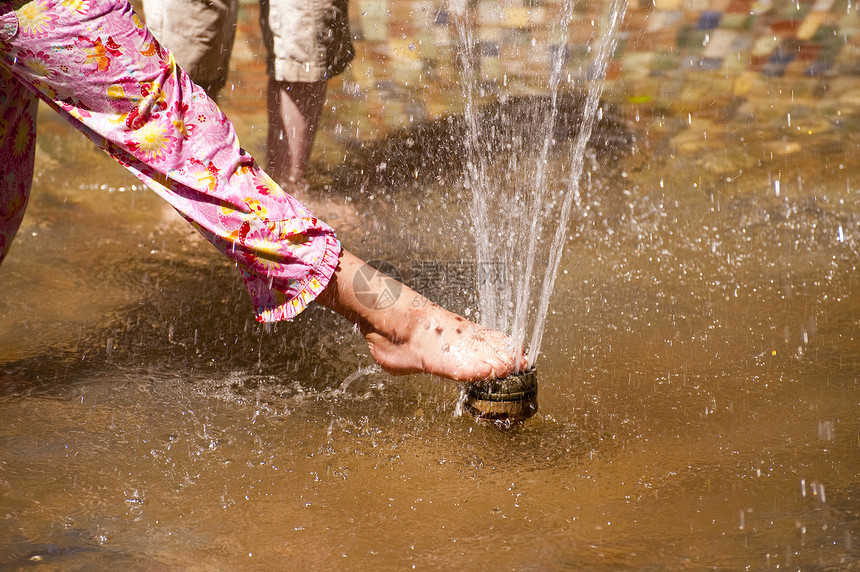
[1,1,859,570]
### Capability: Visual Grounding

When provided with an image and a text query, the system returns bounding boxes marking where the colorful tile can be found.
[697,11,723,30]
[703,29,739,58]
[646,10,683,32]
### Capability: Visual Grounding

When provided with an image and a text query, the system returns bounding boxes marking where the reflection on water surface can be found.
[1,0,859,569]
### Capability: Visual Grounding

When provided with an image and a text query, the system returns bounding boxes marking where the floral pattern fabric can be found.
[0,0,341,322]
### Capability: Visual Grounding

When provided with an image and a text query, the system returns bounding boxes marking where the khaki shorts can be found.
[142,0,238,95]
[260,0,353,83]
[142,0,353,91]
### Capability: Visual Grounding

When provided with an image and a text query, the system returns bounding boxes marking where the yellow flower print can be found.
[31,80,57,100]
[80,37,112,71]
[257,176,279,194]
[220,200,240,217]
[236,227,286,275]
[12,115,33,159]
[172,119,190,140]
[2,180,27,220]
[59,0,90,14]
[244,198,268,220]
[184,160,219,192]
[16,2,57,37]
[192,165,215,191]
[23,58,49,78]
[107,85,126,100]
[253,247,287,276]
[126,118,177,163]
[140,82,166,106]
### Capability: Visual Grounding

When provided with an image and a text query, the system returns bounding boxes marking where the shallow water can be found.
[2,0,859,570]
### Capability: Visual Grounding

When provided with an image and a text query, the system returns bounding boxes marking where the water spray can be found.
[455,0,627,422]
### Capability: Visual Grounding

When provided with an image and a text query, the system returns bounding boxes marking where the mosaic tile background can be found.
[215,0,860,165]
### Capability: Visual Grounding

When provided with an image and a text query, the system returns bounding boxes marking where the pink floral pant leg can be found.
[0,0,340,322]
[0,63,37,267]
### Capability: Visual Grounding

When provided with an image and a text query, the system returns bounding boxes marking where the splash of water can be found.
[454,0,627,364]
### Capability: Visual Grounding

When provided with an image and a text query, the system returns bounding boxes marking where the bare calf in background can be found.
[142,0,353,185]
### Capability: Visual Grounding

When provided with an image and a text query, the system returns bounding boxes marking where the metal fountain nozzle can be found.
[464,367,538,422]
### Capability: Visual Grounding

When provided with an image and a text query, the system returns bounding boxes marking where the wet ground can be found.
[1,0,859,569]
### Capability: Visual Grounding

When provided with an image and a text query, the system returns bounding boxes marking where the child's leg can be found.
[265,79,326,184]
[0,0,526,381]
[317,249,528,381]
[0,0,339,322]
[0,65,38,266]
[259,0,353,184]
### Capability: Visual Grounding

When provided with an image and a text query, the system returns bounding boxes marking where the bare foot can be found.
[316,250,528,382]
[363,300,524,381]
